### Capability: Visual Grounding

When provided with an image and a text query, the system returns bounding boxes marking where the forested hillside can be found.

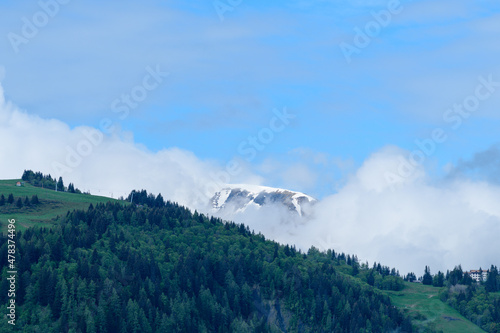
[0,197,413,332]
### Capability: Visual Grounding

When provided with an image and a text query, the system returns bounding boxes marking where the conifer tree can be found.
[486,265,499,292]
[423,266,433,285]
[31,195,39,205]
[57,177,64,191]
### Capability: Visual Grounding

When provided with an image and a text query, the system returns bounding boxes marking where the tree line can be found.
[0,193,39,208]
[21,170,82,194]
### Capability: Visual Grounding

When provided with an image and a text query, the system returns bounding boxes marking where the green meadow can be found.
[384,282,486,332]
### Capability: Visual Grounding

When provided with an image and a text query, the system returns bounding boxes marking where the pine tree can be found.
[31,195,39,205]
[433,271,445,287]
[486,265,499,292]
[24,196,30,207]
[423,266,433,285]
[22,170,31,181]
[352,263,359,276]
[7,194,14,204]
[68,183,75,193]
[57,177,64,192]
[16,197,23,208]
[155,193,165,207]
[367,271,375,286]
[0,194,5,206]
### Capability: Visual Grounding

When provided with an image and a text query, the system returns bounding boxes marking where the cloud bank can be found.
[299,146,500,275]
[214,146,500,276]
[0,82,250,210]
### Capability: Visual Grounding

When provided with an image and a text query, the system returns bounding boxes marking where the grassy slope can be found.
[384,282,486,333]
[0,179,123,233]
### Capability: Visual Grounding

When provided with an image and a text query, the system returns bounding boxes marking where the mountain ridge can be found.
[210,183,316,217]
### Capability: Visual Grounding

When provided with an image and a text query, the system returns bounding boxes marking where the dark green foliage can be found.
[441,284,500,332]
[21,169,82,193]
[367,272,375,286]
[127,189,166,207]
[0,193,41,210]
[485,266,499,293]
[404,272,417,282]
[22,169,57,190]
[0,199,412,332]
[57,177,64,192]
[433,271,445,287]
[357,268,403,291]
[447,266,464,286]
[348,262,404,291]
[445,266,474,286]
[423,266,433,285]
[67,183,81,194]
[31,194,40,205]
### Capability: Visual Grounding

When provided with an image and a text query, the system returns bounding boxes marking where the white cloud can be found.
[290,148,500,275]
[222,145,500,276]
[0,83,253,210]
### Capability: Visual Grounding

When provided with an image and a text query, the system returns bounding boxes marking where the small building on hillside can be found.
[467,269,489,282]
[16,181,22,187]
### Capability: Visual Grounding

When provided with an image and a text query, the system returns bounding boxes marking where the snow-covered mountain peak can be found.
[210,184,316,217]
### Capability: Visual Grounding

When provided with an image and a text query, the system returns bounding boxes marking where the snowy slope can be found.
[210,184,316,217]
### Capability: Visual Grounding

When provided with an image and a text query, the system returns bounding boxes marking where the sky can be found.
[1,0,500,274]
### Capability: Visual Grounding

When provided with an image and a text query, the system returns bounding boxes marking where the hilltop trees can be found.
[485,265,499,293]
[433,271,445,287]
[423,266,433,285]
[21,170,82,193]
[404,272,417,282]
[66,183,82,194]
[127,189,166,207]
[57,177,64,191]
[22,170,57,190]
[447,265,464,285]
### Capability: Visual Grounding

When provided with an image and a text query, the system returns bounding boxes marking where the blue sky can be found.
[1,0,500,199]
